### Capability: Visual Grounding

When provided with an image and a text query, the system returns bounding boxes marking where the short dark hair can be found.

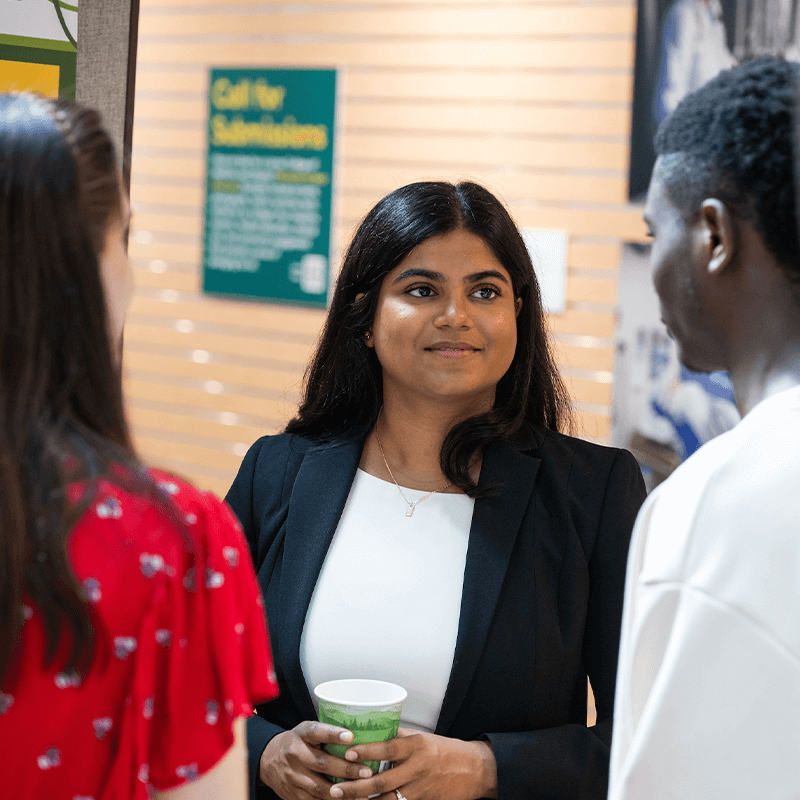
[286,181,572,495]
[655,56,800,283]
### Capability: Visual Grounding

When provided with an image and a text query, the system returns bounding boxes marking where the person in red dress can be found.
[0,92,279,799]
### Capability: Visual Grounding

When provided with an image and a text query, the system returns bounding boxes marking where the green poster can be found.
[202,68,337,308]
[0,0,78,99]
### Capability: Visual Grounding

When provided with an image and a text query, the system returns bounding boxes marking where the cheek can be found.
[652,246,678,300]
[101,244,132,333]
[373,298,418,339]
[394,304,416,321]
[492,310,518,346]
[488,313,518,376]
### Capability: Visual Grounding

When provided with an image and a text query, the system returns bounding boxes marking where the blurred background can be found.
[126,0,643,497]
[6,0,772,499]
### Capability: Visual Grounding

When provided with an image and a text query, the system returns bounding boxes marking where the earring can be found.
[365,332,371,341]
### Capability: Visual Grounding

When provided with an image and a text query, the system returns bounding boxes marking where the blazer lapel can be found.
[435,432,541,735]
[278,437,363,720]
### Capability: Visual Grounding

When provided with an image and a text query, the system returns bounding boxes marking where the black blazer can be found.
[226,423,645,800]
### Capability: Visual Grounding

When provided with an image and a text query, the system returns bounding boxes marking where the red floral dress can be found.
[0,469,278,799]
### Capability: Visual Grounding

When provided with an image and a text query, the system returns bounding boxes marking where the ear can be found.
[699,199,737,275]
[354,293,375,347]
[515,297,522,317]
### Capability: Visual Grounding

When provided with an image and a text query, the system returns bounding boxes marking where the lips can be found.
[426,342,480,352]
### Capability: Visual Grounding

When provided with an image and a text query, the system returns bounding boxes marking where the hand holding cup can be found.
[259,721,374,800]
[314,679,407,781]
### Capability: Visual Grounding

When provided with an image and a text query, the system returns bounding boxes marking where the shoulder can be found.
[72,469,210,544]
[643,397,800,566]
[654,401,798,526]
[640,413,800,654]
[69,469,246,604]
[120,469,245,555]
[240,431,337,470]
[681,407,800,555]
[520,424,646,557]
[225,430,361,539]
[239,431,309,463]
[528,423,641,487]
[233,431,351,487]
[78,468,246,566]
[147,468,231,519]
[705,405,799,506]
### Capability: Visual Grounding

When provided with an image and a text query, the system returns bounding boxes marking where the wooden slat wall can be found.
[128,0,644,498]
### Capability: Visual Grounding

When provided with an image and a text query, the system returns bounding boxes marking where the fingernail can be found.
[339,731,354,742]
[345,750,358,761]
[330,788,343,798]
[359,767,372,779]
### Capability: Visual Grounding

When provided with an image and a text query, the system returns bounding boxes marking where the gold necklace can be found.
[374,415,453,517]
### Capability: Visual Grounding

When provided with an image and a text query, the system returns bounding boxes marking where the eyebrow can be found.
[392,267,510,285]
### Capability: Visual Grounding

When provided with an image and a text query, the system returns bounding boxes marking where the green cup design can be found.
[314,679,407,782]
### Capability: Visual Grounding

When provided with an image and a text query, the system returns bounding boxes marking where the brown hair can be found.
[0,93,134,681]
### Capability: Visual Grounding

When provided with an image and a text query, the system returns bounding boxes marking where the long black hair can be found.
[0,93,143,682]
[286,181,572,495]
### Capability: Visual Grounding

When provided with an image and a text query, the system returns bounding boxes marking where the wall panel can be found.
[134,68,632,103]
[136,41,633,70]
[138,7,635,37]
[128,0,642,494]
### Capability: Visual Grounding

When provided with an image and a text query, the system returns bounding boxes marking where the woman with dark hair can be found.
[227,181,646,800]
[0,92,278,798]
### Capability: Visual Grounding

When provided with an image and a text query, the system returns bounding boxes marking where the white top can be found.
[300,469,475,732]
[609,385,800,800]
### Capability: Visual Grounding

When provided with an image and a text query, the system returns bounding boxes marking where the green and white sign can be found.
[0,0,78,99]
[202,67,337,307]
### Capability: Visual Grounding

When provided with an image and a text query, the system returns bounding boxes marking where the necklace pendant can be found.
[405,504,415,517]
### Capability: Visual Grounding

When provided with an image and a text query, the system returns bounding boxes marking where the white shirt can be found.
[609,385,800,800]
[300,469,474,732]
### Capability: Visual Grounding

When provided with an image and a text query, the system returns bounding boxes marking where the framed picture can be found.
[0,0,78,99]
[629,0,800,200]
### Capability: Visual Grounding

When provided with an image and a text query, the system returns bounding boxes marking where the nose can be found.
[434,291,471,329]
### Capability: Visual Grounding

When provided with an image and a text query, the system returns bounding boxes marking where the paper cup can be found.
[314,679,407,781]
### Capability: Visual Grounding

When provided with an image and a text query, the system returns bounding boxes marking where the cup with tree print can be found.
[314,679,407,781]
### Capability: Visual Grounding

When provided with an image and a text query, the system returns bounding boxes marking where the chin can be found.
[677,350,723,375]
[667,329,718,374]
[679,359,712,374]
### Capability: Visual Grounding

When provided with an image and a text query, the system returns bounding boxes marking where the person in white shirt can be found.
[609,55,800,799]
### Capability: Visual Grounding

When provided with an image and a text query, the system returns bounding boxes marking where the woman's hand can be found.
[328,729,498,800]
[260,721,376,800]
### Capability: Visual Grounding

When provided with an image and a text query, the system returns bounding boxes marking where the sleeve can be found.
[610,434,800,799]
[226,435,292,570]
[485,449,646,800]
[225,435,295,799]
[248,715,289,800]
[583,449,646,746]
[225,436,267,567]
[145,490,279,792]
[609,586,800,800]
